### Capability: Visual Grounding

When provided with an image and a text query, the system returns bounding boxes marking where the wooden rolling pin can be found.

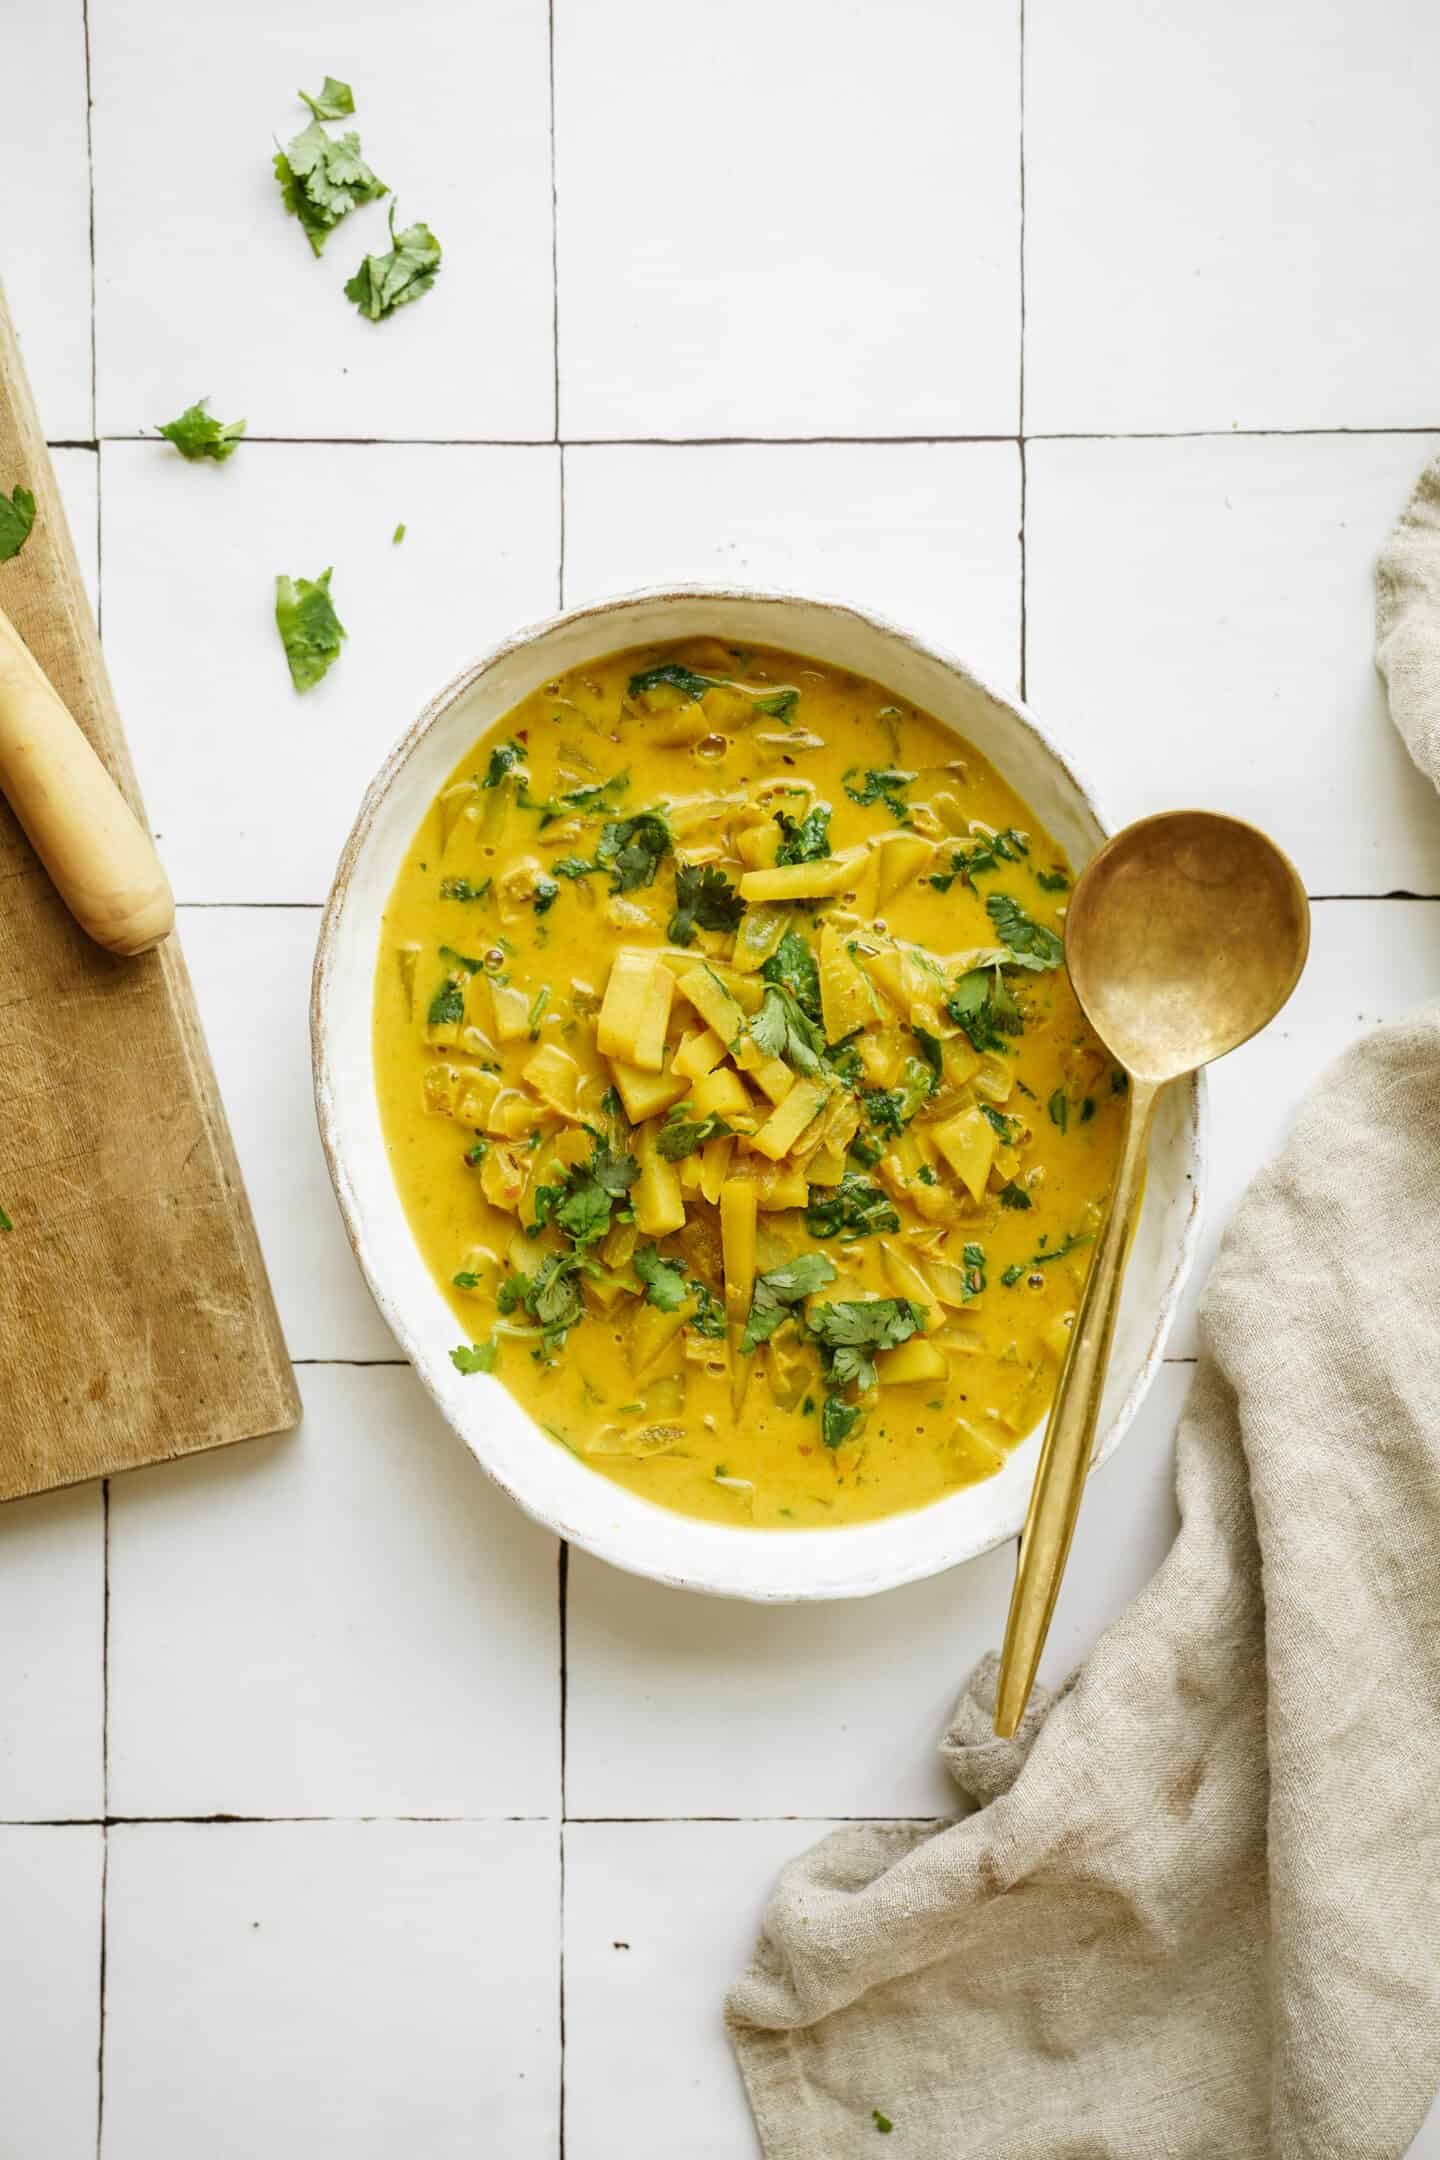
[0,600,173,954]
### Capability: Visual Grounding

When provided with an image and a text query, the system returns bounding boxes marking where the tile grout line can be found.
[557,1540,569,2158]
[80,0,98,443]
[54,426,1440,447]
[546,0,561,448]
[1016,0,1028,700]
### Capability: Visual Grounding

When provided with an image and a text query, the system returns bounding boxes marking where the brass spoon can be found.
[993,810,1310,1739]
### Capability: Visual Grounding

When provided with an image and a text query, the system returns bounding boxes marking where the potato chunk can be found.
[597,948,674,1071]
[751,1077,827,1161]
[634,1119,687,1236]
[819,920,876,1043]
[720,1178,758,1325]
[932,1105,999,1203]
[877,1338,948,1386]
[738,849,865,904]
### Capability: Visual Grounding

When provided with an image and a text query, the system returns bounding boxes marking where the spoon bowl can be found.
[995,810,1309,1736]
[1066,811,1311,1084]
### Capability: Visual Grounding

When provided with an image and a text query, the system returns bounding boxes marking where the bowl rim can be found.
[311,583,1207,1600]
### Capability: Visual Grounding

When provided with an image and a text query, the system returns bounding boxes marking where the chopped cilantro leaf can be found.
[533,877,560,917]
[986,891,1065,970]
[807,1297,927,1396]
[533,1136,638,1250]
[669,863,746,946]
[450,1337,498,1375]
[345,204,442,320]
[928,827,1030,892]
[440,876,491,903]
[1028,1230,1093,1268]
[749,983,827,1076]
[946,965,1024,1054]
[628,662,718,701]
[753,688,798,720]
[687,1279,727,1339]
[979,1103,1016,1139]
[0,484,35,563]
[560,770,630,814]
[822,1394,862,1448]
[1035,867,1069,891]
[912,1025,943,1082]
[740,1253,837,1355]
[157,399,246,463]
[595,809,672,894]
[773,804,832,864]
[656,1109,733,1161]
[917,1163,937,1185]
[1048,1088,1069,1134]
[844,767,915,824]
[804,1174,899,1242]
[274,568,345,692]
[300,75,355,120]
[760,928,822,1022]
[392,522,406,544]
[483,740,526,787]
[998,1182,1032,1211]
[634,1243,690,1312]
[1000,1262,1025,1287]
[274,117,386,256]
[427,976,465,1028]
[1112,1068,1130,1095]
[873,2110,894,2134]
[463,1138,489,1165]
[860,1058,933,1137]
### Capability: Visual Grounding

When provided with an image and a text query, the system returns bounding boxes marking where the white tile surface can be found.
[565,441,1024,691]
[0,1485,104,1821]
[566,1540,1014,1822]
[98,439,559,901]
[52,447,99,614]
[555,0,1020,440]
[91,0,554,441]
[1025,433,1440,896]
[102,1821,560,2160]
[106,1366,560,1819]
[0,1827,102,2160]
[565,1820,802,2160]
[1166,899,1440,1358]
[1025,0,1440,433]
[1,1,92,442]
[180,906,394,1361]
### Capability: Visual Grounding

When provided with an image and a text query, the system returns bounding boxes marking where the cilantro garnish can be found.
[740,1253,837,1355]
[753,688,798,721]
[998,1182,1032,1211]
[440,876,491,903]
[392,522,406,544]
[0,484,36,563]
[804,1174,899,1242]
[628,662,718,701]
[759,928,822,1023]
[860,1058,933,1137]
[533,877,560,917]
[946,965,1024,1054]
[633,1243,689,1313]
[687,1279,727,1339]
[773,804,832,864]
[1000,1262,1025,1287]
[274,568,345,692]
[986,892,1064,970]
[844,767,915,825]
[274,115,386,255]
[806,1298,928,1436]
[299,75,355,120]
[749,984,827,1077]
[928,827,1029,892]
[979,1103,1017,1140]
[595,809,672,894]
[655,1109,733,1161]
[532,1136,637,1249]
[668,863,745,946]
[482,741,526,788]
[450,1337,498,1375]
[822,1395,862,1448]
[1035,867,1069,891]
[873,2111,894,2135]
[1027,1230,1093,1268]
[1048,1088,1069,1134]
[157,399,246,464]
[345,204,442,321]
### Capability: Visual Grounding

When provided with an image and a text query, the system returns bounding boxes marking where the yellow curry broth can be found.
[373,639,1126,1528]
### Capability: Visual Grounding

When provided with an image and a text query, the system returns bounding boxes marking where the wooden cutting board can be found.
[0,283,299,1500]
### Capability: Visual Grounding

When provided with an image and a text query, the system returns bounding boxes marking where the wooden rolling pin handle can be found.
[0,602,173,956]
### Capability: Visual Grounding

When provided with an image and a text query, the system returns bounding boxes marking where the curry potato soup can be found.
[374,641,1126,1528]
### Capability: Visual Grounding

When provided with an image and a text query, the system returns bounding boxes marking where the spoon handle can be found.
[994,1074,1161,1737]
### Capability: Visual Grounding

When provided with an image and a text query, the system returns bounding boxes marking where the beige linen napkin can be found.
[727,462,1440,2159]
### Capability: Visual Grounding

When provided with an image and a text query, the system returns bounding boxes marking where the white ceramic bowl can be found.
[313,589,1205,1602]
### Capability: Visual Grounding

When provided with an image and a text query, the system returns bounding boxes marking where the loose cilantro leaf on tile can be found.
[392,522,406,544]
[669,863,746,946]
[773,804,832,864]
[0,483,36,563]
[345,205,442,320]
[274,567,345,691]
[986,891,1065,970]
[157,399,246,463]
[300,75,356,120]
[274,117,386,255]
